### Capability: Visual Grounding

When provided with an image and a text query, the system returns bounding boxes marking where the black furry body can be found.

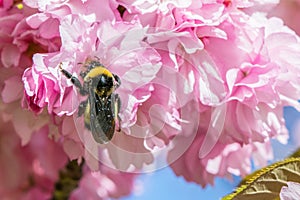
[60,60,121,143]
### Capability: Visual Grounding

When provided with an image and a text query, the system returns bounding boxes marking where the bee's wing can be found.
[112,93,121,132]
[89,89,115,144]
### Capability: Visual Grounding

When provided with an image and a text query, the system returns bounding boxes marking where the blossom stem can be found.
[52,160,84,200]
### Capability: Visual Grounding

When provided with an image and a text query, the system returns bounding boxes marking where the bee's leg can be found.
[79,71,87,79]
[114,94,121,132]
[78,100,88,117]
[60,68,82,89]
[59,64,87,95]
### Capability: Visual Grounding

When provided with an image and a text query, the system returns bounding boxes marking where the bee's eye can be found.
[113,74,121,87]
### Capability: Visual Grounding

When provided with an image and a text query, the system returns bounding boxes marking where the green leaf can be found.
[222,157,300,200]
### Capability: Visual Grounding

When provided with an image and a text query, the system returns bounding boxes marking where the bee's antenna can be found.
[94,56,100,61]
[59,63,73,79]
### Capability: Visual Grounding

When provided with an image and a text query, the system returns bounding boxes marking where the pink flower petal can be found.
[280,182,300,200]
[1,44,20,68]
[1,76,23,103]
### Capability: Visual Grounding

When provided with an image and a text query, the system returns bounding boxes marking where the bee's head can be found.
[94,74,114,97]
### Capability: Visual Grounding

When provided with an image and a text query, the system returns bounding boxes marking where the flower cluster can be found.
[1,0,300,199]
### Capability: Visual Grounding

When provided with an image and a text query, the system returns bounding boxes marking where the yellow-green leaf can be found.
[222,157,300,200]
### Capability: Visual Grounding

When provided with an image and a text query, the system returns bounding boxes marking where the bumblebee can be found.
[59,60,121,144]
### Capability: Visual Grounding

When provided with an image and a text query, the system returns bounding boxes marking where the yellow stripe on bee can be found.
[84,101,91,126]
[84,66,113,81]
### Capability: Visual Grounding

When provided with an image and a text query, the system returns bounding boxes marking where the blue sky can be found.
[121,167,241,200]
[120,106,300,200]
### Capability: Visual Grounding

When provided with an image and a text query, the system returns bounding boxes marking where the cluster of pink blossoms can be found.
[1,0,300,198]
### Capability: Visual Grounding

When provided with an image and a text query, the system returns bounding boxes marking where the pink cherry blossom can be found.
[0,101,49,145]
[70,165,136,200]
[0,1,60,70]
[24,0,119,22]
[146,6,300,185]
[2,0,300,196]
[268,0,300,35]
[202,13,300,145]
[22,0,300,183]
[22,13,172,170]
[120,0,279,42]
[280,182,300,200]
[168,109,273,186]
[22,53,77,116]
[0,0,62,145]
[0,112,67,199]
[60,116,85,160]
